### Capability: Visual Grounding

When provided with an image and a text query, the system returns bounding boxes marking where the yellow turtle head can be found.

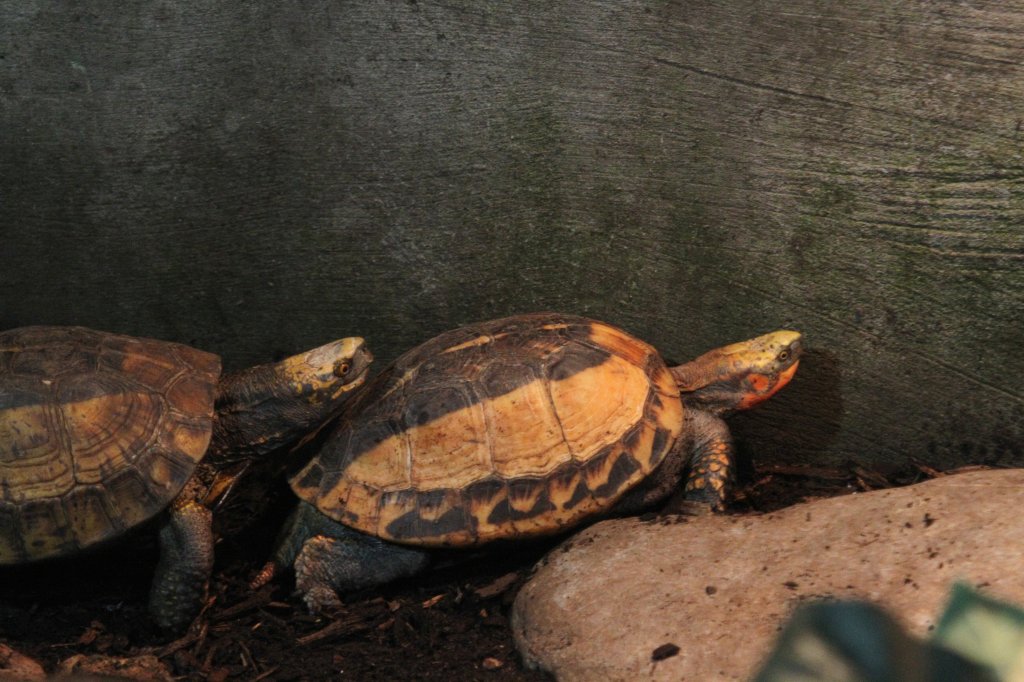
[278,336,374,404]
[211,337,374,461]
[672,330,803,414]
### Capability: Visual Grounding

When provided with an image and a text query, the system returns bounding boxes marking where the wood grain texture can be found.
[1,2,1021,469]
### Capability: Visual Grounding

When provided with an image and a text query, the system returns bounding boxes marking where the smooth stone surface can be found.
[512,469,1024,681]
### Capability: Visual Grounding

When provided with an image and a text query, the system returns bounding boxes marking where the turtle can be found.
[0,325,372,630]
[254,312,802,611]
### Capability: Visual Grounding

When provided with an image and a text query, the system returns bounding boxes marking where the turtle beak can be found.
[777,360,799,389]
[772,332,803,393]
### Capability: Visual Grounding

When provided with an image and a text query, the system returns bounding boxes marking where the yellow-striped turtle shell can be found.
[0,326,220,562]
[290,313,684,547]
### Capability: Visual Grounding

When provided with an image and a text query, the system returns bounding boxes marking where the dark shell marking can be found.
[291,313,684,547]
[0,326,220,562]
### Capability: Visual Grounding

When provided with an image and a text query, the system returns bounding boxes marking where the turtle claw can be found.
[250,561,277,590]
[301,585,344,614]
[667,498,718,517]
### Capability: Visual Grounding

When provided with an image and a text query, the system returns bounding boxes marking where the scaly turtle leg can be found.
[611,437,689,516]
[257,502,429,613]
[612,410,734,515]
[149,490,214,631]
[681,410,735,510]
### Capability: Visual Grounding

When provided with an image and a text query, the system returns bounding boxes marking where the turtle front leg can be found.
[611,437,690,516]
[612,410,735,515]
[149,497,214,631]
[682,410,735,511]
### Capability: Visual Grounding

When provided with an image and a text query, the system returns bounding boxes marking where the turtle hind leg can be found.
[149,499,214,631]
[264,502,429,613]
[295,530,429,612]
[250,500,336,590]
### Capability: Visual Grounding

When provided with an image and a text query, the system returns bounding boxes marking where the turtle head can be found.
[276,336,374,405]
[671,330,803,415]
[211,337,373,459]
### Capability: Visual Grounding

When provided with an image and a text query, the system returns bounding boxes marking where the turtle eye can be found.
[334,361,352,377]
[777,350,790,362]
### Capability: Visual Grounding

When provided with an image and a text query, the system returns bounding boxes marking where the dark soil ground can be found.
[0,460,958,681]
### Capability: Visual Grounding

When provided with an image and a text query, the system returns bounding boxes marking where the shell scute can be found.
[0,387,60,469]
[479,361,565,478]
[63,485,120,549]
[0,503,23,558]
[406,388,490,490]
[17,499,74,558]
[100,347,180,392]
[9,344,96,377]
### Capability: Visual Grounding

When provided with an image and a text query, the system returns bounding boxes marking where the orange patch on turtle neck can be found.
[737,361,799,409]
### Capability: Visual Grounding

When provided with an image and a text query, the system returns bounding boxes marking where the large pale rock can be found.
[0,644,44,681]
[512,469,1024,681]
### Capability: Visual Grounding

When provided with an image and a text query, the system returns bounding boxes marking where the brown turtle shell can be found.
[0,326,221,562]
[290,313,684,547]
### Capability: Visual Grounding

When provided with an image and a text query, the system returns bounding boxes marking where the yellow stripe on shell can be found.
[586,322,656,367]
[441,333,509,354]
[324,353,653,501]
[546,353,650,462]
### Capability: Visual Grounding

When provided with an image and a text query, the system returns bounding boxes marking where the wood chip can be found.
[214,587,272,621]
[58,654,172,682]
[473,572,521,599]
[482,657,504,670]
[77,620,104,646]
[913,461,996,478]
[154,622,208,659]
[912,460,944,478]
[850,465,891,488]
[252,667,281,682]
[296,612,373,646]
[206,667,230,682]
[421,594,445,609]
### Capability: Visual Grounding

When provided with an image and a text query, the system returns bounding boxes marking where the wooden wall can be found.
[2,2,1022,469]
